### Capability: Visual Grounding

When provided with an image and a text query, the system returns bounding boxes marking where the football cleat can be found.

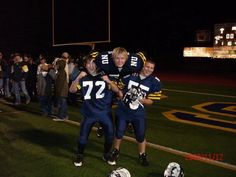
[103,153,116,166]
[139,153,149,166]
[111,148,119,159]
[73,154,83,167]
[164,162,184,177]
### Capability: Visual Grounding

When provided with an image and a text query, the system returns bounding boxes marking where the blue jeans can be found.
[0,79,3,89]
[4,78,11,97]
[0,78,11,97]
[57,97,68,119]
[13,80,31,104]
[0,79,3,96]
[39,95,52,115]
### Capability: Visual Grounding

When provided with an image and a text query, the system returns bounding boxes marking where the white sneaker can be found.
[103,153,116,166]
[74,161,82,167]
[74,154,83,167]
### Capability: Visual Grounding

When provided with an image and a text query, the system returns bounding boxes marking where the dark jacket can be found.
[11,61,28,81]
[54,59,68,98]
[37,71,54,96]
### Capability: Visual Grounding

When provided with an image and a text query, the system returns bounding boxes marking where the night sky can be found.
[0,0,235,61]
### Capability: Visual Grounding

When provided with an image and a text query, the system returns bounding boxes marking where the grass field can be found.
[0,76,236,177]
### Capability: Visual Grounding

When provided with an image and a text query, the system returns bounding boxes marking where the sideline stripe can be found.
[64,119,236,172]
[0,111,24,115]
[163,88,236,98]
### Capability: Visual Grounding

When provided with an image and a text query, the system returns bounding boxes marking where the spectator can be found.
[24,54,37,101]
[0,52,11,98]
[11,53,31,105]
[52,57,69,121]
[37,57,53,116]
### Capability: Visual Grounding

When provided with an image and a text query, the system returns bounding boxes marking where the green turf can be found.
[0,81,236,177]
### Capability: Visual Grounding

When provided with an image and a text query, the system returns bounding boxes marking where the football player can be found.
[92,47,146,136]
[70,55,120,167]
[72,47,146,136]
[108,60,162,166]
[93,47,146,80]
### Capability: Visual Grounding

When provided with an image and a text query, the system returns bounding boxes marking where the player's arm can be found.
[129,52,146,73]
[141,77,162,104]
[69,71,87,93]
[136,52,147,65]
[139,98,153,105]
[102,75,120,94]
[93,51,111,72]
[147,91,162,100]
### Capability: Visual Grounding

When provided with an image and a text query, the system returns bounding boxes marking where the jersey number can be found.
[83,81,105,100]
[128,80,149,92]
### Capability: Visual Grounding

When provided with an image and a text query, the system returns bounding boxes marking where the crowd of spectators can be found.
[0,51,84,118]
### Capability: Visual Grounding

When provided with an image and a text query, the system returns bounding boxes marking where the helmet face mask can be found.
[108,167,131,177]
[164,162,184,177]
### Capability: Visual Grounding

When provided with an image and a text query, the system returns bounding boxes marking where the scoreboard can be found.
[214,23,236,47]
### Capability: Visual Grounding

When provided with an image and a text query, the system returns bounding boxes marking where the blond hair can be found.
[112,47,128,60]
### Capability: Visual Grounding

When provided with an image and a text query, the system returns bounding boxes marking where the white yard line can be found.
[163,88,236,98]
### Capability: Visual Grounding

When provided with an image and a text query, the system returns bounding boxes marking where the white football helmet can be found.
[108,167,131,177]
[123,86,145,110]
[164,162,184,177]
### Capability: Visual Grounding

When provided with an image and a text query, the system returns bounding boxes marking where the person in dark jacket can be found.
[11,53,31,105]
[37,57,54,116]
[52,58,69,121]
[24,54,37,101]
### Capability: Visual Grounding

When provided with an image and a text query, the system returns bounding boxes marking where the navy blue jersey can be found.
[94,51,145,80]
[79,74,113,118]
[117,73,161,117]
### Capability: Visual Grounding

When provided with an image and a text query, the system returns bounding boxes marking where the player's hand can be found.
[73,71,87,86]
[77,71,87,80]
[102,75,111,84]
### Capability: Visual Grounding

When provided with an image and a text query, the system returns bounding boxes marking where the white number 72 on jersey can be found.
[82,81,106,100]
